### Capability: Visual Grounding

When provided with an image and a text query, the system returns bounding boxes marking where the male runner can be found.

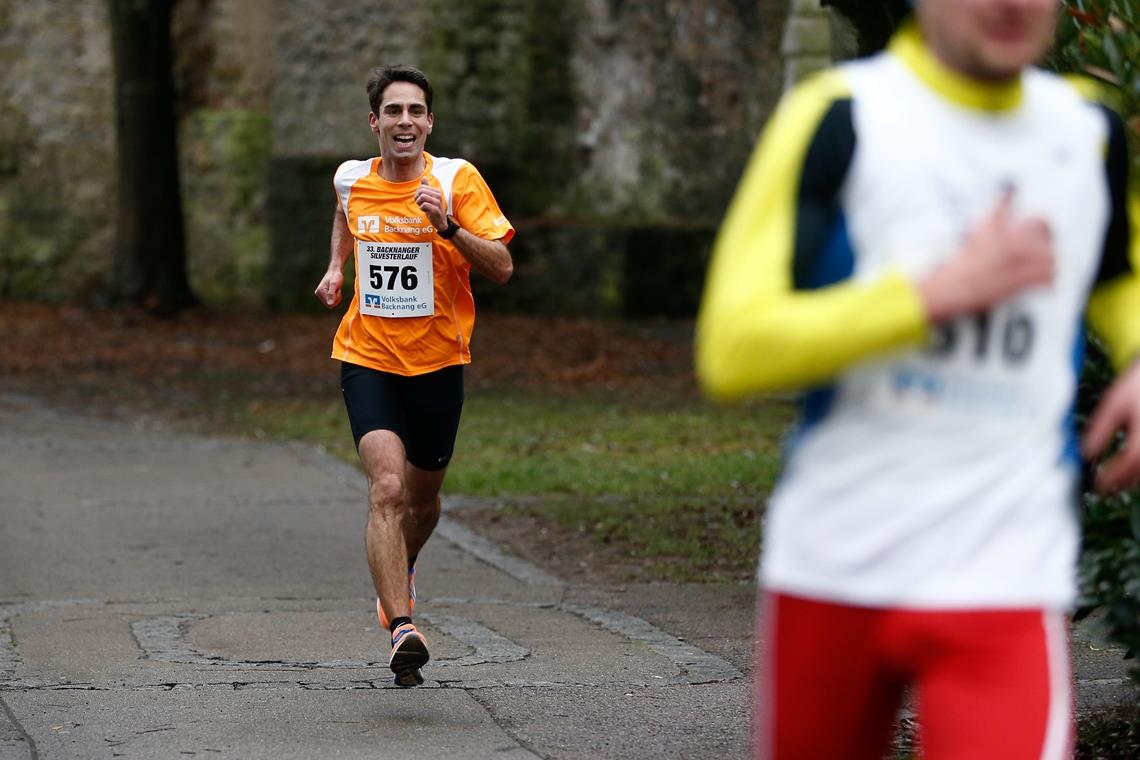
[696,0,1140,757]
[315,64,513,687]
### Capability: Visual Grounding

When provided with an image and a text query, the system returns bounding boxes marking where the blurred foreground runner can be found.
[697,1,1140,757]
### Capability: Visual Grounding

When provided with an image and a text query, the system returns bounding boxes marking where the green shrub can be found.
[1048,1,1140,135]
[1051,0,1140,683]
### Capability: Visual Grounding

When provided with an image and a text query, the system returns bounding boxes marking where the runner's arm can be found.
[447,225,513,285]
[315,203,354,308]
[1086,193,1140,369]
[695,71,927,401]
[415,175,514,285]
[1082,107,1140,490]
[1086,106,1140,370]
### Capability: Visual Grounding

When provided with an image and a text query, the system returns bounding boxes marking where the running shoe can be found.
[389,622,429,687]
[376,562,417,630]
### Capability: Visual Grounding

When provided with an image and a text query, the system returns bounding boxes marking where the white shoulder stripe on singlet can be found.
[429,156,468,214]
[333,159,374,222]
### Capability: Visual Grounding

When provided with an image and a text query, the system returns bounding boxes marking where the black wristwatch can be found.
[439,216,460,240]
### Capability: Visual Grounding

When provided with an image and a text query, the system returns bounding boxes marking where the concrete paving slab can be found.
[2,596,738,693]
[564,583,758,672]
[471,683,750,759]
[0,697,32,760]
[4,688,539,760]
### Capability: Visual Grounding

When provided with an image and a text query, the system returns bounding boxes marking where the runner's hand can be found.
[917,191,1054,322]
[315,270,344,308]
[1084,360,1140,492]
[414,178,448,231]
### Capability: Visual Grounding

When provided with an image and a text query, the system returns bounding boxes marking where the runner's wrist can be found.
[916,272,964,323]
[438,216,460,240]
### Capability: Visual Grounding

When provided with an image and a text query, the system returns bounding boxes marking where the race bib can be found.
[869,362,1034,420]
[357,241,434,318]
[866,306,1042,421]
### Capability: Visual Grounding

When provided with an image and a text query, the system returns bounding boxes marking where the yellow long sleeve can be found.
[695,70,927,402]
[1088,192,1140,369]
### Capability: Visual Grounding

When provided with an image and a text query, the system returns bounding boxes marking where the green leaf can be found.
[1103,32,1124,72]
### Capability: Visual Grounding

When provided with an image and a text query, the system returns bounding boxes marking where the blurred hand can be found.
[1084,360,1140,492]
[315,269,344,308]
[414,178,448,230]
[918,191,1054,321]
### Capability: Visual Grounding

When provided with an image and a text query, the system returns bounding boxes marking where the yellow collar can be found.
[890,22,1023,112]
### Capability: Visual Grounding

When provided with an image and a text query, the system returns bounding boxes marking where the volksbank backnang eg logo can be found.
[365,294,382,306]
[358,215,380,233]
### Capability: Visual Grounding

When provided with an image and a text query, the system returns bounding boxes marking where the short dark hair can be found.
[366,65,433,115]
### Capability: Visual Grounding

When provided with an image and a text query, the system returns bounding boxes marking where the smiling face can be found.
[369,80,433,172]
[916,0,1059,82]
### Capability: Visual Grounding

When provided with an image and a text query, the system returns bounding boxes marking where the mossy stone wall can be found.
[0,0,275,305]
[0,0,115,300]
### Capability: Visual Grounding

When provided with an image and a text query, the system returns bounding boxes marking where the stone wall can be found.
[2,0,812,313]
[0,0,276,305]
[175,0,275,307]
[0,0,115,299]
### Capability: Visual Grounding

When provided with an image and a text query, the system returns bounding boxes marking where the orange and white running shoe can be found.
[388,622,429,687]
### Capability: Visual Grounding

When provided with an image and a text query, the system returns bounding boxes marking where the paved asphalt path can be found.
[0,392,1130,759]
[0,392,750,759]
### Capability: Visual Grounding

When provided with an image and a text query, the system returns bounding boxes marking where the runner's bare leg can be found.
[359,430,412,624]
[403,461,445,560]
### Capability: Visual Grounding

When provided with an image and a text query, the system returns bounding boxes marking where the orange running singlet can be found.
[331,152,514,376]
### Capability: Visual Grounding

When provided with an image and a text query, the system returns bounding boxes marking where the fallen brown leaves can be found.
[0,300,697,399]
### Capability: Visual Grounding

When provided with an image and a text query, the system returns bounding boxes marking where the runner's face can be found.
[370,81,433,164]
[917,0,1058,81]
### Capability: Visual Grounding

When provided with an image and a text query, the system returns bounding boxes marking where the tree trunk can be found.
[108,0,198,313]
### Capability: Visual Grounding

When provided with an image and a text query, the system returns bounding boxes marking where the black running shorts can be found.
[340,362,464,471]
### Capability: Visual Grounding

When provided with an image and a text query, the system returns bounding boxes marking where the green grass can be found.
[449,392,789,498]
[233,388,795,581]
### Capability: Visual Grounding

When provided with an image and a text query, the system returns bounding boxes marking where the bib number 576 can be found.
[369,265,418,291]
